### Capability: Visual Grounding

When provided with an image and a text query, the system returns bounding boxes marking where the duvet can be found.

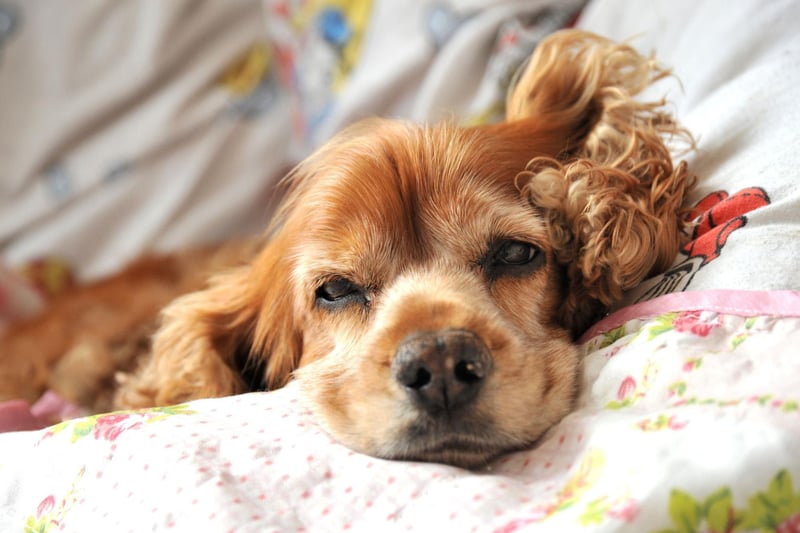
[3,291,799,532]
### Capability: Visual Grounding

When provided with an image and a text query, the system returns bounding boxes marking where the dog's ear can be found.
[504,30,694,335]
[115,234,302,408]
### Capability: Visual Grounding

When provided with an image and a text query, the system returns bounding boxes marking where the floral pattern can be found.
[23,468,84,533]
[672,310,722,337]
[635,414,688,432]
[646,310,723,340]
[604,360,658,409]
[40,404,195,444]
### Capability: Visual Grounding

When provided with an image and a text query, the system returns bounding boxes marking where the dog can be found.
[0,241,258,412]
[1,30,693,468]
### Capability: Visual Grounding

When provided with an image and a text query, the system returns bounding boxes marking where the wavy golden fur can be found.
[507,30,694,332]
[2,30,693,468]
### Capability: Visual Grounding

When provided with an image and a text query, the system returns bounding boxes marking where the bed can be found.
[2,1,800,531]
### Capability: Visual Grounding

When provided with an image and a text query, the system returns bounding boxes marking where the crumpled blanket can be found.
[2,291,798,532]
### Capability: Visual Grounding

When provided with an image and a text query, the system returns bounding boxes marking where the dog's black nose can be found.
[392,329,492,413]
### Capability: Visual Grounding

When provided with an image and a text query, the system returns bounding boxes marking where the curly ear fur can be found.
[508,30,695,335]
[114,236,302,408]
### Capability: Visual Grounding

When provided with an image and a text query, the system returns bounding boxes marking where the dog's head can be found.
[273,118,584,468]
[129,31,693,468]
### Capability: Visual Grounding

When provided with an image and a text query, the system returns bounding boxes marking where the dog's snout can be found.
[392,329,492,413]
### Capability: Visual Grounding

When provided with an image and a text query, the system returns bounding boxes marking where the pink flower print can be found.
[605,346,621,359]
[672,310,720,337]
[36,495,55,517]
[668,417,689,430]
[93,413,142,441]
[777,514,800,533]
[494,517,537,533]
[617,376,636,400]
[607,499,639,522]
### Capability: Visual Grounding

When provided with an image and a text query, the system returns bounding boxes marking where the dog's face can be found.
[281,121,579,468]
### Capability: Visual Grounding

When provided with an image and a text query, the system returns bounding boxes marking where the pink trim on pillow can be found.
[579,290,800,343]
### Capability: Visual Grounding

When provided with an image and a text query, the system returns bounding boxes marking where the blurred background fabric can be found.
[0,0,584,282]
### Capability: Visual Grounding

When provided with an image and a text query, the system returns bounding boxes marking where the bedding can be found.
[2,0,800,531]
[2,293,800,532]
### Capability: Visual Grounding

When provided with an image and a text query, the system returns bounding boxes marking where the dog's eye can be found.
[315,277,367,309]
[483,240,543,279]
[495,241,537,265]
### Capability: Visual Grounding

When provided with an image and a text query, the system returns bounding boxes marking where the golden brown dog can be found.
[1,31,693,468]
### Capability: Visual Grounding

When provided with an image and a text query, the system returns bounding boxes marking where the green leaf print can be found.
[743,470,800,531]
[757,395,773,407]
[23,516,49,533]
[605,398,633,410]
[782,400,799,413]
[658,487,740,533]
[730,333,747,350]
[731,317,758,349]
[668,489,701,533]
[579,497,608,526]
[703,487,740,533]
[68,418,96,443]
[600,325,628,348]
[653,470,800,533]
[669,381,687,397]
[647,312,679,340]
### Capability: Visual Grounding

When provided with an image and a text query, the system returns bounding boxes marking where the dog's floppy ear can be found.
[115,233,302,408]
[505,30,694,335]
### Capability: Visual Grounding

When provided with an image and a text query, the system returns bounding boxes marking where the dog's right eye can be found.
[315,278,367,309]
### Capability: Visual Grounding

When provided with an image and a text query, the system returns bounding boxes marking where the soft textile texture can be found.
[2,294,799,532]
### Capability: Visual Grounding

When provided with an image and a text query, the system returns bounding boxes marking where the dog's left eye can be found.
[315,277,367,309]
[483,240,543,279]
[495,241,538,265]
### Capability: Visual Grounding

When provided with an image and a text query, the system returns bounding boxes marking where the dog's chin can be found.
[372,417,535,470]
[382,437,516,470]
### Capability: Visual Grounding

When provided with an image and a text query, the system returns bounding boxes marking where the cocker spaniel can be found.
[2,30,693,468]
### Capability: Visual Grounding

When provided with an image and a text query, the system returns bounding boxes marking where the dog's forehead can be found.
[294,123,545,281]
